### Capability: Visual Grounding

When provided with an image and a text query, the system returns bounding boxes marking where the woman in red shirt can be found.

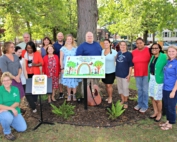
[43,45,60,103]
[132,38,151,113]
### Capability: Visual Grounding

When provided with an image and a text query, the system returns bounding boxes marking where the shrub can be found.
[107,100,125,120]
[51,101,75,119]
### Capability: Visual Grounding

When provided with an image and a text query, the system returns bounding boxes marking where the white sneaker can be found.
[32,109,37,113]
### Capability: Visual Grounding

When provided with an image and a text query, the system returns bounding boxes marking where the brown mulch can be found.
[21,82,153,127]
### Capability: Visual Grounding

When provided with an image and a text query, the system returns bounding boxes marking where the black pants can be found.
[25,74,38,110]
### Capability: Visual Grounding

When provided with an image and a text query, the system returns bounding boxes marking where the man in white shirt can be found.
[17,33,30,49]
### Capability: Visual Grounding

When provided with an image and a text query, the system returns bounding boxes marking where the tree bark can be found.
[77,0,98,45]
[52,27,57,41]
[152,32,155,43]
[26,21,32,40]
[143,30,148,44]
[77,0,98,97]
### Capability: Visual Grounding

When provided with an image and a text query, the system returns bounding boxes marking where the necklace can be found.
[152,57,158,63]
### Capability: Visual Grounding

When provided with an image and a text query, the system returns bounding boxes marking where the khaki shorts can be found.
[116,77,129,97]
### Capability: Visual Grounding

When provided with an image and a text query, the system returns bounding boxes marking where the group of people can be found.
[0,31,177,140]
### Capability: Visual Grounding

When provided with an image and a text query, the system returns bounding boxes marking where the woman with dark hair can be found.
[41,37,52,58]
[148,43,167,122]
[102,39,117,104]
[43,44,60,103]
[21,41,43,113]
[116,41,133,109]
[15,46,27,89]
[132,37,151,113]
[0,42,25,99]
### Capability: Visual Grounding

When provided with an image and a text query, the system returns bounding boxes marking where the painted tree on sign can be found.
[67,61,76,74]
[93,61,104,74]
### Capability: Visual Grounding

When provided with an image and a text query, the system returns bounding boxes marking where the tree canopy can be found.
[0,0,77,41]
[98,0,177,42]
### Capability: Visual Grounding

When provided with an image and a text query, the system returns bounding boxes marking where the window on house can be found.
[163,32,170,37]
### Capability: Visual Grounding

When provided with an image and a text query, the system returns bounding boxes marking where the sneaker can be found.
[32,109,37,113]
[134,105,141,111]
[4,133,16,141]
[139,108,148,113]
[59,93,64,99]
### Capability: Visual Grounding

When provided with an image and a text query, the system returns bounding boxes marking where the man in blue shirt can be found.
[53,32,65,57]
[76,32,102,100]
[76,32,102,56]
[53,32,65,99]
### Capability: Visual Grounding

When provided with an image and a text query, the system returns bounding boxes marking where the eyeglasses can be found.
[151,48,159,50]
[2,79,11,82]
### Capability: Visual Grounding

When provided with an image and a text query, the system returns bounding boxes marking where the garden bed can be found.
[23,82,152,127]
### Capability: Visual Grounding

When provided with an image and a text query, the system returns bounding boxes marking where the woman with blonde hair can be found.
[60,34,81,101]
[160,46,177,130]
[0,72,27,141]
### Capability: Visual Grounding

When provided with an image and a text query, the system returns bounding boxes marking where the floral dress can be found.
[60,46,81,88]
[48,56,59,89]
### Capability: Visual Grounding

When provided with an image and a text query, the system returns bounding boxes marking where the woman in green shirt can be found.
[148,43,167,122]
[0,72,27,141]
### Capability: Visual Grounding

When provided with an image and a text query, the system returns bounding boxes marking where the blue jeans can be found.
[163,90,177,124]
[135,76,149,109]
[0,111,27,135]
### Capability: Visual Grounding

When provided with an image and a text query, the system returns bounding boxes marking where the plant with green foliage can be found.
[51,101,75,120]
[41,95,48,101]
[107,100,125,120]
[75,91,82,99]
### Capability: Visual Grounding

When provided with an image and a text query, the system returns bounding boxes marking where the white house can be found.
[147,29,177,42]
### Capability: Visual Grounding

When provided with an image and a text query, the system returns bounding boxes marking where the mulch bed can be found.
[23,82,153,127]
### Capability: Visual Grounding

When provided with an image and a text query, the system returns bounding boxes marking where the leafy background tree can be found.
[98,0,177,43]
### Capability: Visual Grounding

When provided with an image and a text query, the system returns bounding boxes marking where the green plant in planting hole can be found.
[107,100,125,120]
[51,101,75,120]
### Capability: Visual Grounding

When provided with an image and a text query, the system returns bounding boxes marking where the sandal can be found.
[123,102,128,109]
[67,95,71,102]
[161,124,172,130]
[105,98,108,101]
[120,101,124,105]
[108,97,112,104]
[4,133,16,141]
[73,94,77,101]
[159,121,169,127]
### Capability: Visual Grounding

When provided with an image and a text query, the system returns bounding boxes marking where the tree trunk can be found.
[52,27,57,41]
[143,30,148,44]
[152,32,155,43]
[26,21,32,40]
[77,0,98,97]
[77,0,98,45]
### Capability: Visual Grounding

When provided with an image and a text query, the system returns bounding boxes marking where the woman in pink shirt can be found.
[132,38,151,113]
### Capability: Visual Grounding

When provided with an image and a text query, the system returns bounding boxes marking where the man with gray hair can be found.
[17,33,30,49]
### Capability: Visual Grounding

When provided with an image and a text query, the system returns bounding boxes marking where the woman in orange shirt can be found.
[22,41,43,113]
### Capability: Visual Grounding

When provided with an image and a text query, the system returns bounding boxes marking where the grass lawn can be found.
[129,77,137,90]
[1,118,177,142]
[1,77,177,142]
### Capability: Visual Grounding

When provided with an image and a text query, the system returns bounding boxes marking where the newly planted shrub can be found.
[107,100,125,120]
[51,101,75,119]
